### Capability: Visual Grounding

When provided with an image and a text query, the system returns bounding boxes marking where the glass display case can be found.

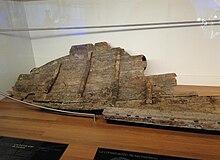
[1,1,220,160]
[1,0,220,129]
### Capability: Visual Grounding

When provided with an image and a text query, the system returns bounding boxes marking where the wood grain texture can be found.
[1,86,220,160]
[174,85,220,96]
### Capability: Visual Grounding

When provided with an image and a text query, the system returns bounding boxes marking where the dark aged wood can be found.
[46,63,62,94]
[11,42,220,131]
[145,80,153,104]
[76,51,93,98]
[111,48,122,106]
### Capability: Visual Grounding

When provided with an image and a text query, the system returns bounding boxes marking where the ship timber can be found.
[11,42,220,131]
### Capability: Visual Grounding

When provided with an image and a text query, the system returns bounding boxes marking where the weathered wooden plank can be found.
[10,42,220,131]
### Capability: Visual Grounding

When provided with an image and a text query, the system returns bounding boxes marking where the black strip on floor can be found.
[106,119,220,135]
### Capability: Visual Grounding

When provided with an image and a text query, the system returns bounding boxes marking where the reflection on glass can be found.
[191,0,220,38]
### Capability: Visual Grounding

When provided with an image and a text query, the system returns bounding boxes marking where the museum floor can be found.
[0,85,220,160]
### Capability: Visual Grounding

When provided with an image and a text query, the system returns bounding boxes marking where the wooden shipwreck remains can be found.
[11,42,220,131]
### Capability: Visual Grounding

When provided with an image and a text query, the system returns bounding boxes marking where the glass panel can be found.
[0,1,35,99]
[0,0,220,98]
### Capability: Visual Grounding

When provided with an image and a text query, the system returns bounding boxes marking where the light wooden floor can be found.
[0,85,220,160]
[174,85,220,96]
